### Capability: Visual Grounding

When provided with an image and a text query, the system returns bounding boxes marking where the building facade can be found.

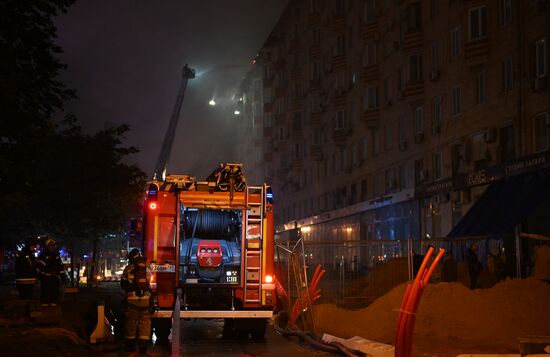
[237,0,550,278]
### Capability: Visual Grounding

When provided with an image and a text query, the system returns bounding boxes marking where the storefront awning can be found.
[447,169,550,238]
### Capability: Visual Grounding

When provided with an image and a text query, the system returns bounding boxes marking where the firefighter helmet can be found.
[128,248,141,263]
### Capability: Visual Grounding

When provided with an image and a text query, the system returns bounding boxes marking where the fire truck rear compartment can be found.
[179,208,242,285]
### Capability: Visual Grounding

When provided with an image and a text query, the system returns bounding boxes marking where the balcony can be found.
[332,54,346,71]
[290,67,302,80]
[292,158,303,172]
[333,127,352,146]
[309,78,321,89]
[263,127,273,138]
[363,109,380,128]
[361,22,378,44]
[309,145,323,161]
[330,16,345,32]
[404,80,425,97]
[308,112,322,126]
[362,65,379,83]
[291,97,304,111]
[403,30,423,50]
[275,87,286,98]
[308,12,321,27]
[333,92,347,108]
[309,46,321,59]
[465,38,490,66]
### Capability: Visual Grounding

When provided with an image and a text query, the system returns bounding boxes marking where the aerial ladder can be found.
[153,64,195,180]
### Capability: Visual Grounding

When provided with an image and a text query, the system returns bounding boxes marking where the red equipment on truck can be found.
[141,163,276,340]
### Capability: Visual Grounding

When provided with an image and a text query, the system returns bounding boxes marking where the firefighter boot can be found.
[124,338,136,352]
[138,339,149,354]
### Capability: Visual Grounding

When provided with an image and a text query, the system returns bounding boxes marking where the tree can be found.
[0,0,76,139]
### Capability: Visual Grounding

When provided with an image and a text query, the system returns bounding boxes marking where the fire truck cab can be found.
[141,164,276,340]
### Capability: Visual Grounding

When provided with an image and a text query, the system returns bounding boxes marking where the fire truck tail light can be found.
[264,275,273,283]
[148,202,158,210]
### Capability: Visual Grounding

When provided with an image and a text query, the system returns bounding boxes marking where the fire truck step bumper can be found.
[153,310,273,319]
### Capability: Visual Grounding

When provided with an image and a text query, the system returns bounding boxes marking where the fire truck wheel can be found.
[249,318,267,340]
[152,318,171,344]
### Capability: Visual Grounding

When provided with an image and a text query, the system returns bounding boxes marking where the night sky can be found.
[55,1,287,179]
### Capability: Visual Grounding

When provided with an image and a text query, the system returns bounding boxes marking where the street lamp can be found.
[209,98,216,106]
[234,110,240,115]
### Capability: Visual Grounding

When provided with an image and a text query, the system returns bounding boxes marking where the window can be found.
[406,2,422,31]
[364,87,378,110]
[452,142,468,174]
[399,164,408,190]
[414,106,424,134]
[336,71,347,93]
[372,129,380,156]
[384,77,392,104]
[363,0,376,23]
[432,96,442,133]
[310,61,321,80]
[430,0,439,19]
[264,63,273,79]
[309,0,319,13]
[351,142,358,166]
[431,41,440,74]
[472,132,487,163]
[275,98,285,115]
[363,42,377,67]
[361,137,368,161]
[534,113,549,152]
[293,112,302,131]
[500,0,512,27]
[535,38,547,78]
[414,159,425,183]
[360,179,368,201]
[499,125,515,160]
[503,56,513,92]
[312,128,321,145]
[398,115,406,144]
[469,6,487,40]
[433,152,443,180]
[312,28,321,46]
[452,86,462,116]
[335,110,347,129]
[335,34,345,55]
[475,70,487,104]
[384,124,393,150]
[385,169,397,192]
[451,26,461,59]
[310,94,321,113]
[264,114,273,127]
[409,53,423,82]
[398,65,406,92]
[335,0,345,15]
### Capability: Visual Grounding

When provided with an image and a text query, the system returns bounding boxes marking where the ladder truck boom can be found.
[153,64,195,180]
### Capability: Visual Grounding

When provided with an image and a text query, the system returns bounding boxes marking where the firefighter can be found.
[121,248,152,353]
[15,238,39,299]
[36,238,65,306]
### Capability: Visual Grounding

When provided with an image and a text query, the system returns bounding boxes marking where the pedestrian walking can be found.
[36,238,64,306]
[441,251,458,282]
[15,238,39,299]
[121,248,152,353]
[466,242,482,289]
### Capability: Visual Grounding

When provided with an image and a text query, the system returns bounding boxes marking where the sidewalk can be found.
[0,282,127,356]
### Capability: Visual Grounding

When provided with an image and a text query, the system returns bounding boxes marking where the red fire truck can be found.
[141,163,276,340]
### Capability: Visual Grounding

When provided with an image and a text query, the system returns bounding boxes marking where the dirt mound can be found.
[314,278,550,350]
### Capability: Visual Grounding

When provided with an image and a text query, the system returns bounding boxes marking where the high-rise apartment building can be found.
[237,0,550,259]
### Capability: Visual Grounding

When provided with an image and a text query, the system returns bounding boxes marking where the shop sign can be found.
[504,150,550,176]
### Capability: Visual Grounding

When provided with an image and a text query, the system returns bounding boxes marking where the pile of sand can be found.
[314,278,550,350]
